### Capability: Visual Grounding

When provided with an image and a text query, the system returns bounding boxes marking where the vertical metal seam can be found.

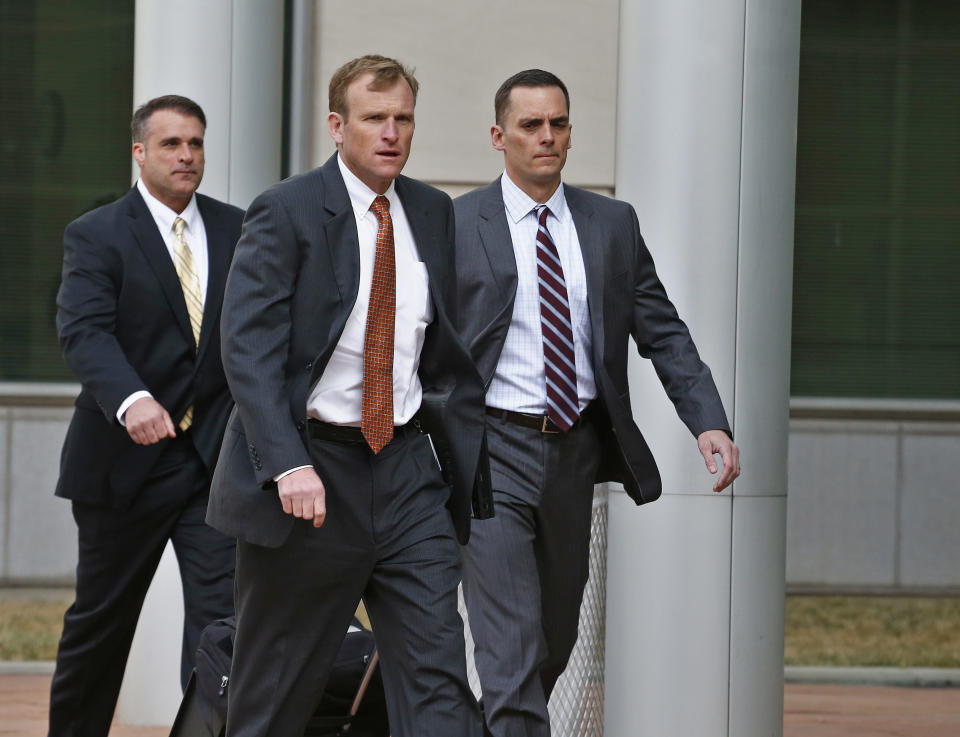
[727,0,750,733]
[894,422,904,586]
[612,0,624,196]
[227,0,235,203]
[2,408,12,579]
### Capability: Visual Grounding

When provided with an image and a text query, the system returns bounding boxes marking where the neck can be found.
[142,182,190,214]
[509,173,560,205]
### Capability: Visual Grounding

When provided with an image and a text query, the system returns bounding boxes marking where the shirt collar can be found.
[136,178,200,236]
[337,153,398,219]
[501,171,568,225]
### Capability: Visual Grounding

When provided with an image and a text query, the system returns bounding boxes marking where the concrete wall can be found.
[3,391,958,592]
[787,400,960,592]
[311,0,619,194]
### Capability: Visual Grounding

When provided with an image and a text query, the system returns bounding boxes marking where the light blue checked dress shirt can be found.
[486,173,597,415]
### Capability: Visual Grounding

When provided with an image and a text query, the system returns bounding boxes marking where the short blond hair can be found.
[328,55,419,118]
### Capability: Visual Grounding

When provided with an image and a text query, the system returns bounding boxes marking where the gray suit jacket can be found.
[454,179,731,504]
[208,155,488,547]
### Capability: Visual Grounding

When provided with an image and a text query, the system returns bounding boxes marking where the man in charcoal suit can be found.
[454,69,742,737]
[207,55,489,737]
[51,94,241,736]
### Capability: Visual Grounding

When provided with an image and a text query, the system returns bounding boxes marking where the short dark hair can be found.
[131,95,206,143]
[494,69,570,126]
[329,55,419,119]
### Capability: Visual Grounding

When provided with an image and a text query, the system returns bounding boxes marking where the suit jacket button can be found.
[306,361,313,371]
[296,421,305,431]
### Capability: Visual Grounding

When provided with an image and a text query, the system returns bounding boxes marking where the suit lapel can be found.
[565,186,606,364]
[125,188,195,347]
[196,196,229,364]
[477,178,519,303]
[319,157,361,312]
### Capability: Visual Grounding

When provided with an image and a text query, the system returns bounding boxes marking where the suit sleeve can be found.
[627,206,732,437]
[56,218,149,422]
[220,188,313,483]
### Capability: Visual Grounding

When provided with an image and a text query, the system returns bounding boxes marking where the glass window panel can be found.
[0,1,134,381]
[792,0,960,399]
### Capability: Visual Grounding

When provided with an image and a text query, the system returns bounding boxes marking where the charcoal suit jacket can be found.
[207,155,489,547]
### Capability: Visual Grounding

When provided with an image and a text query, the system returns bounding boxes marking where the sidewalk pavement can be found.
[1,666,958,737]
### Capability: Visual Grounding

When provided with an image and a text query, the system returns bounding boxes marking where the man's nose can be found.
[382,119,399,142]
[178,143,194,161]
[539,124,555,144]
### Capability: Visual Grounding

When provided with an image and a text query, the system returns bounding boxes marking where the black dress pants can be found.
[225,428,480,737]
[48,435,236,737]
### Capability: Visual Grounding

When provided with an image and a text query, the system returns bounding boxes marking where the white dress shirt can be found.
[117,180,208,423]
[306,154,433,426]
[485,172,597,414]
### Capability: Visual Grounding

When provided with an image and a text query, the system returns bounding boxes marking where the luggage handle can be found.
[343,648,379,731]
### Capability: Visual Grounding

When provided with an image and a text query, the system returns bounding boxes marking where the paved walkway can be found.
[2,672,958,736]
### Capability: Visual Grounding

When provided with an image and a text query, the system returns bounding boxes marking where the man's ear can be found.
[132,142,145,167]
[328,112,345,145]
[491,124,505,152]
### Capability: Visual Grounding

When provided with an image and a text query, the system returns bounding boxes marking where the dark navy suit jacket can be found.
[56,186,243,507]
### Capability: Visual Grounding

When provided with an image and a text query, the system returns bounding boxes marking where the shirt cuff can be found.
[117,391,153,425]
[274,465,313,483]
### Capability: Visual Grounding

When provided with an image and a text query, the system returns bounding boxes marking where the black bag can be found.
[170,616,388,737]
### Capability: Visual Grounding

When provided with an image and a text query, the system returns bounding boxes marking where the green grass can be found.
[1,593,959,666]
[0,594,71,661]
[784,595,960,667]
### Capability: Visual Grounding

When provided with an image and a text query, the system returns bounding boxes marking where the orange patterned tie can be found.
[362,196,396,453]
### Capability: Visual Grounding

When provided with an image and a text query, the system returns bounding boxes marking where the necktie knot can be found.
[371,195,391,221]
[174,217,186,237]
[535,205,550,227]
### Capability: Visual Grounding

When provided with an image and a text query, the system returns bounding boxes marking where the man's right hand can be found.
[278,467,326,528]
[123,397,176,445]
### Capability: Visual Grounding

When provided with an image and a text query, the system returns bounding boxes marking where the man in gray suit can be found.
[454,69,741,737]
[207,55,487,737]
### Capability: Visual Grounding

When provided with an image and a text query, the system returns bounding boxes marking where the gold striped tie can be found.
[173,217,202,431]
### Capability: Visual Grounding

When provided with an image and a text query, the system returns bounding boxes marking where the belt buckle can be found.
[540,415,560,434]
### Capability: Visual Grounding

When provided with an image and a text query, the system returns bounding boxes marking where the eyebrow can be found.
[518,115,569,126]
[159,136,204,145]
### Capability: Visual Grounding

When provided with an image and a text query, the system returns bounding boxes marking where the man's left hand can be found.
[697,430,740,492]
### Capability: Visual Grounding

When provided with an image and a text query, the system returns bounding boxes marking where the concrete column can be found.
[605,1,800,736]
[117,0,284,725]
[130,0,283,207]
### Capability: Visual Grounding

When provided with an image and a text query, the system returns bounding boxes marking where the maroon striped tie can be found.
[536,205,579,431]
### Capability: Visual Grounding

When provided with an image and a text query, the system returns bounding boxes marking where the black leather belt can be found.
[307,418,420,446]
[485,407,582,434]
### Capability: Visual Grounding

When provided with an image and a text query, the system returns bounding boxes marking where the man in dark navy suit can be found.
[50,95,242,737]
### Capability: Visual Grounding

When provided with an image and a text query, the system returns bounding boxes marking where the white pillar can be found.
[117,0,284,726]
[130,0,284,207]
[605,1,800,736]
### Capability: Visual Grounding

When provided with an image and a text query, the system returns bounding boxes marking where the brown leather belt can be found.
[484,406,581,434]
